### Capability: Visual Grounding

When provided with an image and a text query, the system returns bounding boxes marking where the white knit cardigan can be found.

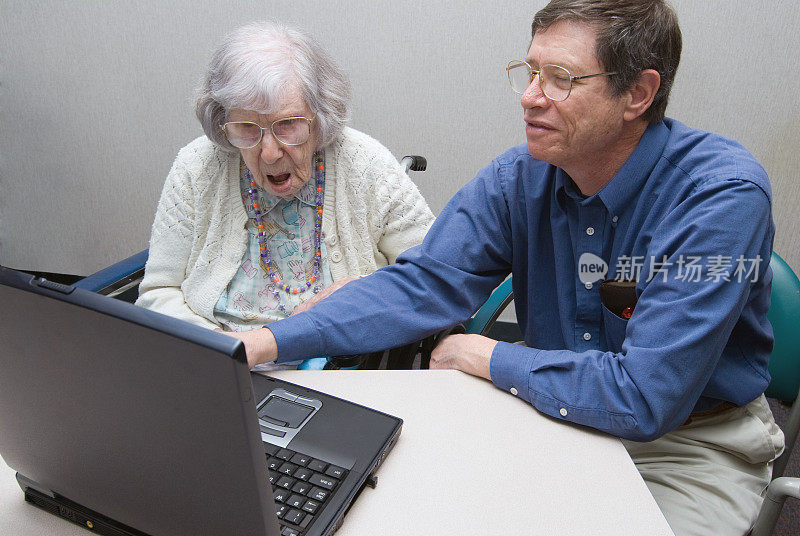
[136,127,435,329]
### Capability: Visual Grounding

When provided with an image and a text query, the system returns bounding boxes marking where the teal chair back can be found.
[465,277,514,336]
[764,252,800,480]
[765,252,800,403]
[753,254,800,535]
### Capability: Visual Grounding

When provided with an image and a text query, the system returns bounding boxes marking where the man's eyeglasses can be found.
[220,116,314,149]
[506,60,616,102]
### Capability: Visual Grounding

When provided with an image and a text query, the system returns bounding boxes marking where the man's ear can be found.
[623,69,661,122]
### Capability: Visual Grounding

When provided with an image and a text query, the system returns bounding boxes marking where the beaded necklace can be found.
[245,151,324,294]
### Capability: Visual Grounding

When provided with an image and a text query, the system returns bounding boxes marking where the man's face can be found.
[521,20,628,172]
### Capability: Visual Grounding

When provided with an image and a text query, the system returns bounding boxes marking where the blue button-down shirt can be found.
[270,118,774,441]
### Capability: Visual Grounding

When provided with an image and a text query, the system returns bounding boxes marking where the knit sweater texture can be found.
[136,127,435,328]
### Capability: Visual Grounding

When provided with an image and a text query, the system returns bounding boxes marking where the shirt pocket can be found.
[601,303,628,353]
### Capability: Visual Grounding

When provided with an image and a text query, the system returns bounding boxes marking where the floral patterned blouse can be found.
[214,159,333,333]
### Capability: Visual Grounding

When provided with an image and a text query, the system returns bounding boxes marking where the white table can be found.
[0,370,674,535]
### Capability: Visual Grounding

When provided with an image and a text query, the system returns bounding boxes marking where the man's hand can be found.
[291,277,360,316]
[217,328,278,369]
[429,333,497,380]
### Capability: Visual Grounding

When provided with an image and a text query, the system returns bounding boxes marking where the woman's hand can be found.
[291,277,360,315]
[217,328,278,369]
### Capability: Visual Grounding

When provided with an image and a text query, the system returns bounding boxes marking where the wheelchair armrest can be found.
[297,356,364,371]
[298,357,329,370]
[400,155,427,172]
[74,249,149,296]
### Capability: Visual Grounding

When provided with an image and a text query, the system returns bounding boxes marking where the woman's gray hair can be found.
[196,21,352,151]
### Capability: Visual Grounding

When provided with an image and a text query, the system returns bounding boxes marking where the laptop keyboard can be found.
[265,443,349,536]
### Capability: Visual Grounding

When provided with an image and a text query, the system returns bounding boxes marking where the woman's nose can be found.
[259,132,283,163]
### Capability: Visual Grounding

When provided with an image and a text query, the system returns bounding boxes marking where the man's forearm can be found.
[429,334,496,380]
[219,328,279,368]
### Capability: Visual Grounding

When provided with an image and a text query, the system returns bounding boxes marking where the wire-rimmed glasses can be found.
[506,60,616,102]
[220,116,314,149]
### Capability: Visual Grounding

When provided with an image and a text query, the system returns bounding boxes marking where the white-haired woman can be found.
[136,21,434,366]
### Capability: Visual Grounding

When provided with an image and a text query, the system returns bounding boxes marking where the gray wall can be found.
[1,0,798,276]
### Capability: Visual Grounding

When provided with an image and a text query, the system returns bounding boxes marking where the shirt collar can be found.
[556,169,586,202]
[596,121,670,216]
[555,121,670,214]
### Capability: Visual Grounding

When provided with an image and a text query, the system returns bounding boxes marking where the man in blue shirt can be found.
[228,1,784,534]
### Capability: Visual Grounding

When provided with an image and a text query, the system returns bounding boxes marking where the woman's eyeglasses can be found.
[220,116,313,149]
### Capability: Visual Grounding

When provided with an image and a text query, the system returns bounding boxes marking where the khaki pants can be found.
[623,395,785,536]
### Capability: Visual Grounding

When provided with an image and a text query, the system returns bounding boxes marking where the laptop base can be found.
[23,483,149,536]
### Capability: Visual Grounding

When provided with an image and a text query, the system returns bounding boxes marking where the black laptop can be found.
[0,266,402,536]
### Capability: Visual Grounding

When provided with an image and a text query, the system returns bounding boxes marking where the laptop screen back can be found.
[0,268,279,536]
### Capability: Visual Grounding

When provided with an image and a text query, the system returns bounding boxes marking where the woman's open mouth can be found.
[267,173,291,185]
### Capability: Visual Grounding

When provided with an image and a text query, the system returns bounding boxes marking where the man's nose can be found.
[521,74,548,109]
[259,131,283,163]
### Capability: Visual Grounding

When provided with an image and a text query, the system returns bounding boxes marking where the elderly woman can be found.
[136,21,434,356]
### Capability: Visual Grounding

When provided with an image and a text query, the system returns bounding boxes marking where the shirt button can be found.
[586,227,595,236]
[331,251,342,263]
[583,332,591,341]
[510,387,518,396]
[585,282,593,290]
[612,215,619,223]
[328,235,338,246]
[560,408,568,417]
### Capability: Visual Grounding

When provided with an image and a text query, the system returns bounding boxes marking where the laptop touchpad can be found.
[259,396,314,428]
[256,388,322,448]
